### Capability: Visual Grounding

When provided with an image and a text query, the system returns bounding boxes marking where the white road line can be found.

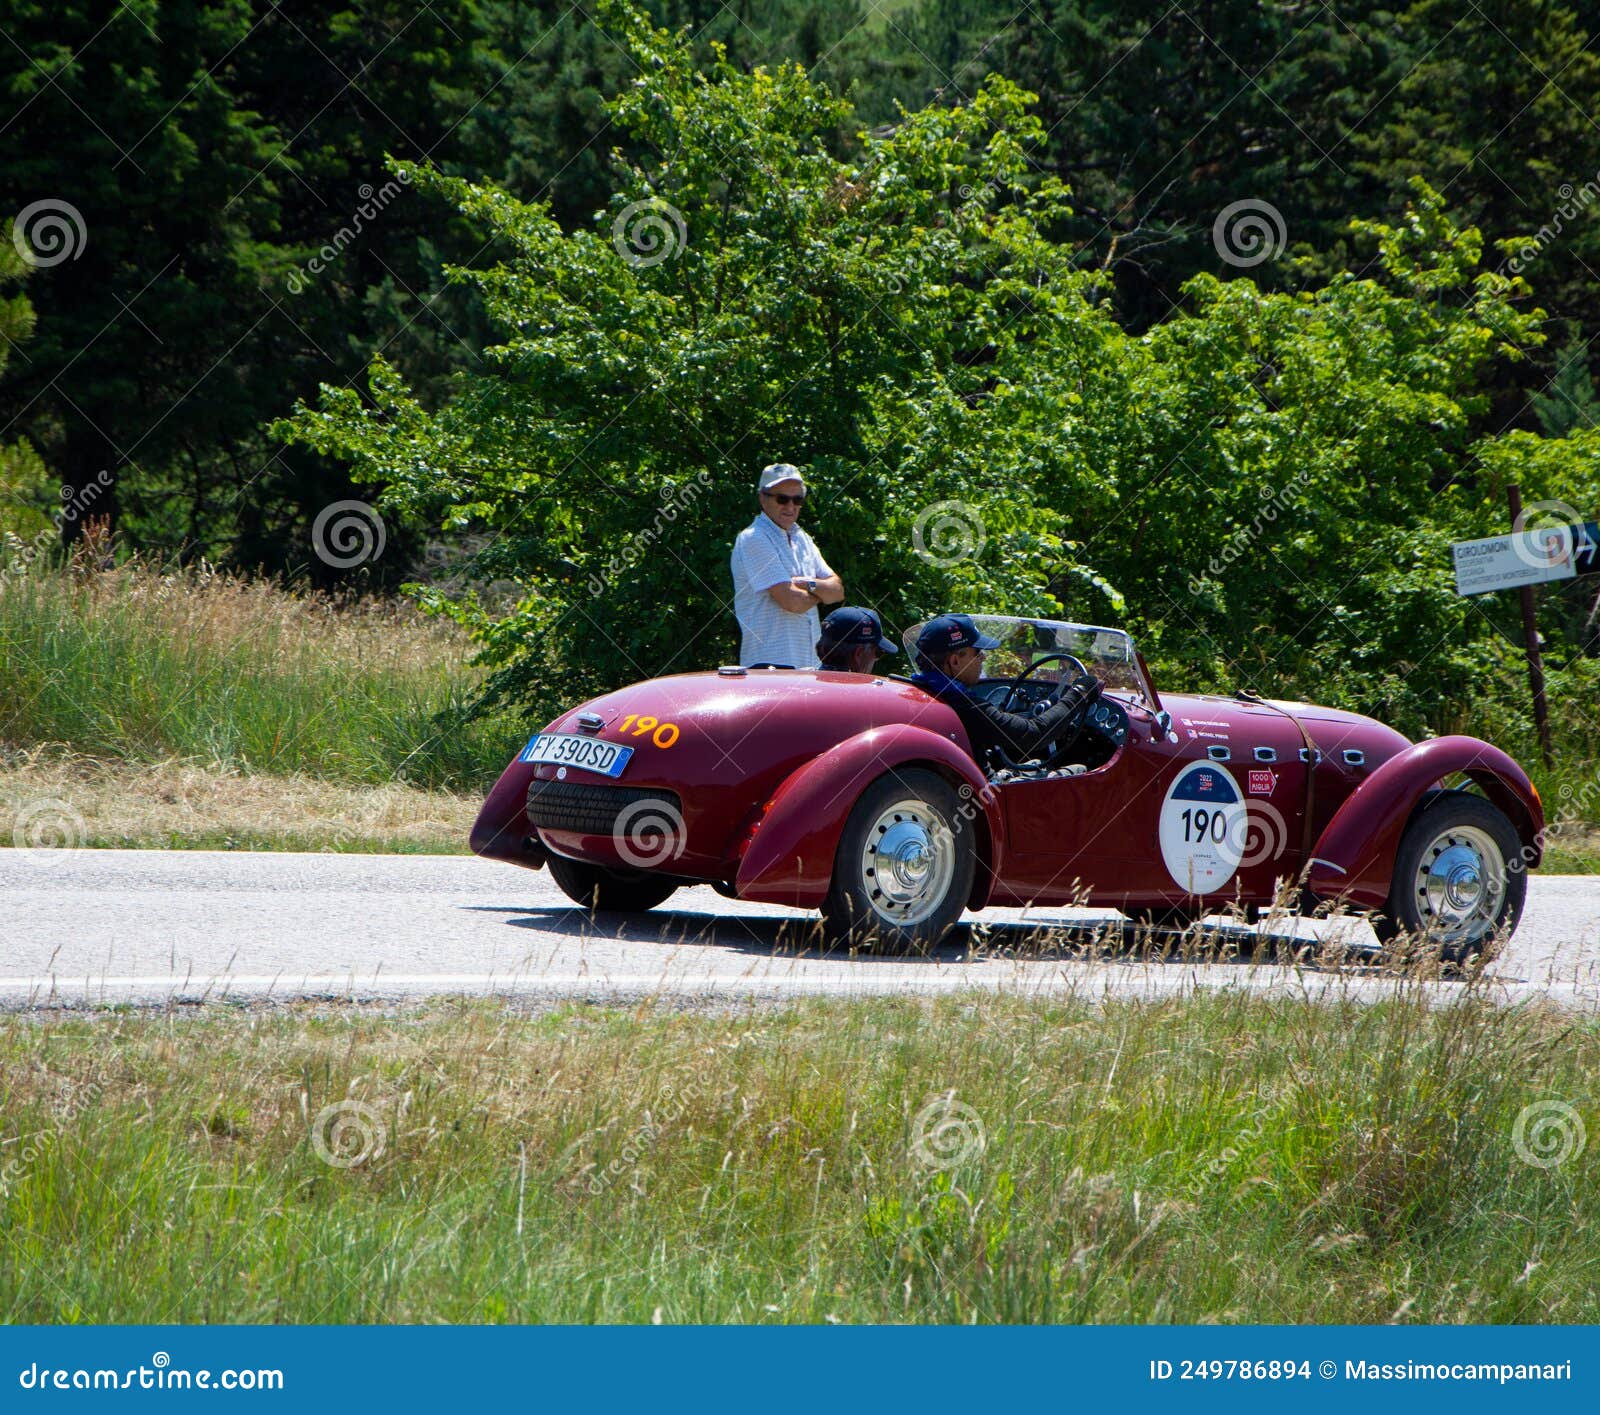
[1,851,1596,1010]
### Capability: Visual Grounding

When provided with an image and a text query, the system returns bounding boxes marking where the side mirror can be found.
[1154,709,1173,740]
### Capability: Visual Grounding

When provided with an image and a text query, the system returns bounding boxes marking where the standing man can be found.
[730,463,844,667]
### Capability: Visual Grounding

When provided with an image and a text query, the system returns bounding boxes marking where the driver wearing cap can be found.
[816,606,899,674]
[910,613,1103,766]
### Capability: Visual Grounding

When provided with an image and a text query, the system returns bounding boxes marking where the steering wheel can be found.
[989,652,1099,773]
[999,652,1089,711]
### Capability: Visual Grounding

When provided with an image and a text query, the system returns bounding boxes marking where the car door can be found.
[996,697,1310,909]
[993,709,1175,907]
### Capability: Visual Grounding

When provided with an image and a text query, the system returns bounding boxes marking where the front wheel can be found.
[820,768,975,952]
[546,851,679,913]
[1374,793,1525,962]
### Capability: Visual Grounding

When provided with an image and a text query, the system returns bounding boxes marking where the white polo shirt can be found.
[730,512,834,668]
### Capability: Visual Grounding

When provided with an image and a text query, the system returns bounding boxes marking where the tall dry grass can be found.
[0,556,519,789]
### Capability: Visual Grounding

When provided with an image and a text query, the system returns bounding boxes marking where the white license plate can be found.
[519,733,634,778]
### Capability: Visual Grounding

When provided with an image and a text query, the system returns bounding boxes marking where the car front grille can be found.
[525,778,683,836]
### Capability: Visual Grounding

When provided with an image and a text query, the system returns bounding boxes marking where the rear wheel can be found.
[546,851,678,913]
[821,768,975,952]
[1374,794,1525,962]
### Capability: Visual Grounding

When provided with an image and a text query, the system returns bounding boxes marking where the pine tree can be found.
[0,0,284,546]
[0,229,50,538]
[1531,336,1600,437]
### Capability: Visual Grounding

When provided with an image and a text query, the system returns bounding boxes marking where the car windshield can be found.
[901,616,1157,705]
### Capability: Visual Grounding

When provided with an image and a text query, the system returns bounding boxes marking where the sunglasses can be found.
[763,491,807,506]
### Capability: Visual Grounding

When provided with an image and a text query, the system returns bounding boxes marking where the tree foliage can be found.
[0,231,48,538]
[286,6,1595,749]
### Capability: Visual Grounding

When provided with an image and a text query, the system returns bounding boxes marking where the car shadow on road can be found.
[469,903,1387,973]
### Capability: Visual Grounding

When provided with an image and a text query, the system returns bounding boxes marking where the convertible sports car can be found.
[470,616,1542,960]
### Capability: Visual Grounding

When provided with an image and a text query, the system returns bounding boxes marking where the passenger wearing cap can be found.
[816,606,899,674]
[730,463,844,669]
[911,613,1104,766]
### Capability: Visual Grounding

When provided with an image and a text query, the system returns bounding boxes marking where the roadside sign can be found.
[1452,520,1599,596]
[1460,491,1597,769]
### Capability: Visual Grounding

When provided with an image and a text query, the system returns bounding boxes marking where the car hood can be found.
[1160,692,1412,763]
[546,669,968,789]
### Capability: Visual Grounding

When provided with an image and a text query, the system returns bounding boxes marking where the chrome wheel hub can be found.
[1415,825,1504,943]
[860,798,954,926]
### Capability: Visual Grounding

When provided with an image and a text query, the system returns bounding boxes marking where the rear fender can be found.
[735,724,1003,909]
[1305,735,1543,909]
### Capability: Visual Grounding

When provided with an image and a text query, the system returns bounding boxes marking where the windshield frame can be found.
[902,615,1160,709]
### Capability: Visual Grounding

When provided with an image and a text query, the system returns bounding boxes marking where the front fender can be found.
[734,724,1004,909]
[1305,735,1543,909]
[469,749,548,870]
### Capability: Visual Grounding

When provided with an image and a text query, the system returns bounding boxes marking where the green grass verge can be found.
[1,993,1595,1323]
[1541,843,1600,873]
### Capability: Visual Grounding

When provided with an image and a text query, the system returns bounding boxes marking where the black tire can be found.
[546,851,679,913]
[820,768,975,952]
[1374,793,1525,962]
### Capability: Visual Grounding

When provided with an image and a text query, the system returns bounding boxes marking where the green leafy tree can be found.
[288,7,1569,749]
[1359,2,1600,354]
[0,0,512,575]
[1102,185,1544,733]
[287,2,1106,712]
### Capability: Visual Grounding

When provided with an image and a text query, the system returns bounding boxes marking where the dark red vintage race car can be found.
[471,616,1542,959]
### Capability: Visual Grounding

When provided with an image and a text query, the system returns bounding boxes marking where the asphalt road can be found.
[2,850,1598,1011]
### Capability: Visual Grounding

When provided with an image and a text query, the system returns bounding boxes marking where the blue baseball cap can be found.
[819,606,898,654]
[916,613,1002,657]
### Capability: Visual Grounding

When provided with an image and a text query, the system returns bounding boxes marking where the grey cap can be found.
[758,463,806,492]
